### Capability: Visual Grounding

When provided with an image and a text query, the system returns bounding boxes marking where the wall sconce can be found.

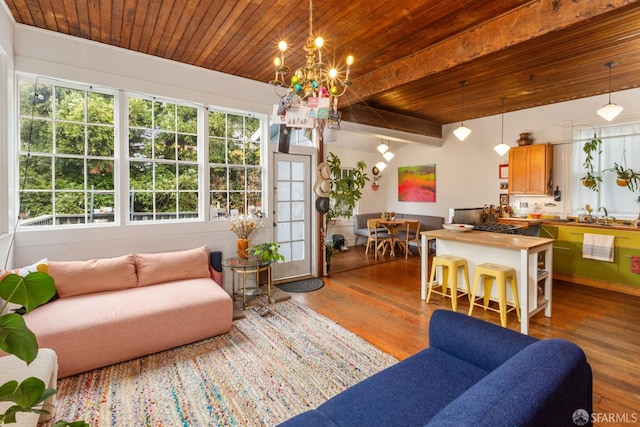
[596,61,623,121]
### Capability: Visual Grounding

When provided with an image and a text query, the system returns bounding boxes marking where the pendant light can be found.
[597,62,623,121]
[377,141,389,154]
[494,98,510,156]
[453,80,471,141]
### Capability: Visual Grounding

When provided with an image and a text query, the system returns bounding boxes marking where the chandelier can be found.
[269,0,354,128]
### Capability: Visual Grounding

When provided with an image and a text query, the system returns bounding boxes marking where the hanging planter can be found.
[603,142,640,192]
[580,133,602,192]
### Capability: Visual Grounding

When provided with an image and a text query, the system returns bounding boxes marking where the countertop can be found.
[541,219,640,232]
[421,229,554,250]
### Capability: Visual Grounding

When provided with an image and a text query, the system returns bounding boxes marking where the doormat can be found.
[276,278,324,293]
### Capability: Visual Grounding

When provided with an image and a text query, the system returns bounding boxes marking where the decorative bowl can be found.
[530,213,542,219]
[442,224,474,232]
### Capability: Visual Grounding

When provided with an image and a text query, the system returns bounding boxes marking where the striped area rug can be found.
[47,301,397,426]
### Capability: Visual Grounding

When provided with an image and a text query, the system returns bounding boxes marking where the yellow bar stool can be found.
[427,255,471,311]
[468,263,521,327]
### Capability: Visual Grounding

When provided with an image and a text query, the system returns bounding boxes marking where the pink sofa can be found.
[22,246,233,378]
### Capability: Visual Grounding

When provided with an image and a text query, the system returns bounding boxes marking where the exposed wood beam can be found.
[341,0,639,107]
[340,104,442,139]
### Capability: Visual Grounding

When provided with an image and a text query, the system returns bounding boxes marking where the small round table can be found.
[222,256,272,310]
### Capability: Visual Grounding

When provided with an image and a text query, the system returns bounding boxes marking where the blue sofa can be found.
[280,310,592,427]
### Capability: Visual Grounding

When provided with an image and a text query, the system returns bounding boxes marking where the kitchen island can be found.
[420,229,554,334]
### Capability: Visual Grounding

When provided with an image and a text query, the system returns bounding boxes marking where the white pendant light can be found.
[597,62,623,122]
[453,80,471,141]
[383,151,394,161]
[494,98,511,156]
[377,142,389,154]
[375,161,387,172]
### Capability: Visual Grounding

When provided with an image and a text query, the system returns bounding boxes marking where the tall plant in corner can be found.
[325,152,369,221]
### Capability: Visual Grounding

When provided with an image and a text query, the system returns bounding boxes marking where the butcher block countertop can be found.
[421,229,554,251]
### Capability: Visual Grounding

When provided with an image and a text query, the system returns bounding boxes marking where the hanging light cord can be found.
[459,80,467,123]
[501,97,505,143]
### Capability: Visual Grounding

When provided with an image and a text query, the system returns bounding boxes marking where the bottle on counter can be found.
[553,186,561,202]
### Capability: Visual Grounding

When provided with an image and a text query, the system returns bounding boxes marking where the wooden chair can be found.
[397,220,421,259]
[365,218,394,259]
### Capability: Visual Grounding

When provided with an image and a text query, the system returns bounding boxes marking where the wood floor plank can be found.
[290,245,640,420]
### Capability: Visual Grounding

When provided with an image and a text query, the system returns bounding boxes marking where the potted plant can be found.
[604,162,640,191]
[0,272,85,426]
[247,242,284,264]
[581,133,602,192]
[325,152,369,221]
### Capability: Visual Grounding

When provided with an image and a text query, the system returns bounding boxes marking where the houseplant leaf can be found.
[0,272,55,313]
[0,377,55,424]
[0,313,39,363]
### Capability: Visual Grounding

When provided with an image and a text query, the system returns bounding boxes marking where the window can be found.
[128,96,199,222]
[572,123,640,217]
[208,110,263,218]
[18,77,116,227]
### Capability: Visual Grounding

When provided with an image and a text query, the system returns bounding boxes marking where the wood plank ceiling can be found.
[5,0,640,138]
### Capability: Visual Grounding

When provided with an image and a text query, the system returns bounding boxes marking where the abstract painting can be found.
[398,164,436,202]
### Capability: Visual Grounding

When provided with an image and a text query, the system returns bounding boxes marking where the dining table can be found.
[377,218,407,257]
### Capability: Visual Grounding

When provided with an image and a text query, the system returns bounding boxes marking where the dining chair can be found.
[365,218,394,259]
[397,220,421,259]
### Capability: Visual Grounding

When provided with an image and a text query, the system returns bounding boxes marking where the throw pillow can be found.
[49,254,137,298]
[135,246,210,287]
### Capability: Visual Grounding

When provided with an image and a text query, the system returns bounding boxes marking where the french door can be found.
[271,153,313,280]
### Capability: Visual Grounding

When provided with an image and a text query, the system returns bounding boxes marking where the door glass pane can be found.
[291,240,304,261]
[278,202,291,221]
[291,201,304,221]
[277,161,290,180]
[291,161,304,180]
[291,182,304,201]
[277,222,291,242]
[277,182,290,201]
[292,221,304,240]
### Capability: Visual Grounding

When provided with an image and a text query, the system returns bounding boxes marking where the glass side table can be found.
[222,256,272,311]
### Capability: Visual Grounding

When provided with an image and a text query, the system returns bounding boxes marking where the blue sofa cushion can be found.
[282,346,489,427]
[427,338,593,427]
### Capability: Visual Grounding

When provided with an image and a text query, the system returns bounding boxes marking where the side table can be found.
[222,256,272,312]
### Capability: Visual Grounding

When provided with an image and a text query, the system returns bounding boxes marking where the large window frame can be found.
[15,75,267,229]
[17,76,117,227]
[208,109,264,219]
[127,95,200,223]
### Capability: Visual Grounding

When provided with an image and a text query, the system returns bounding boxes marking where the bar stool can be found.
[468,263,521,327]
[427,255,471,311]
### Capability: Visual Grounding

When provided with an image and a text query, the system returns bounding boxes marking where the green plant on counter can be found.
[326,152,369,220]
[247,242,285,264]
[0,272,88,426]
[580,133,602,192]
[604,162,640,192]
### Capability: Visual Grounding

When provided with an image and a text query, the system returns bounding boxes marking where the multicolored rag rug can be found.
[45,301,397,426]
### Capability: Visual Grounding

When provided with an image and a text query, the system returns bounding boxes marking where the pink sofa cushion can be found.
[49,254,137,298]
[135,246,210,287]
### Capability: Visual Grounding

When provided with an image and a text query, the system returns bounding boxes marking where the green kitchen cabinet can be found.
[618,247,640,287]
[553,240,575,276]
[540,225,558,239]
[574,243,619,282]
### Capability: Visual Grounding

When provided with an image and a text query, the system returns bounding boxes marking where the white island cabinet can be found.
[420,229,554,334]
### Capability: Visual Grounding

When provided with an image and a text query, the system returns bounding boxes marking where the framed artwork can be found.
[499,182,508,190]
[398,164,436,202]
[500,194,509,206]
[499,164,509,179]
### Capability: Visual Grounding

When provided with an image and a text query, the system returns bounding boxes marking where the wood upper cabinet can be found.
[508,144,553,195]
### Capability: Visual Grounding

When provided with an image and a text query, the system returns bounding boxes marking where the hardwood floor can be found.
[291,246,640,424]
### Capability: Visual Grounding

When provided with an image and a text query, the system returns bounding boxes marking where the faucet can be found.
[598,206,608,217]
